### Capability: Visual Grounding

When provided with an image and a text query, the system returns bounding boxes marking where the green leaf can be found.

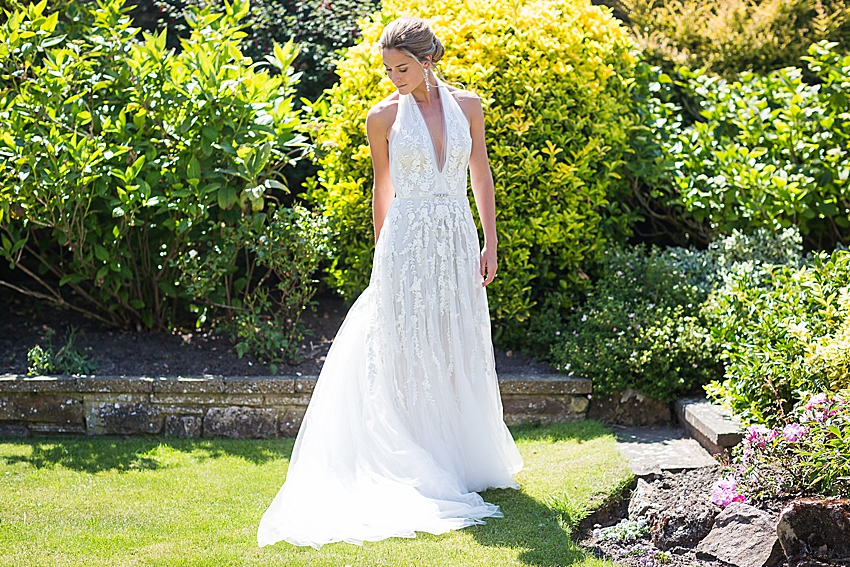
[188,156,201,181]
[129,299,145,309]
[59,274,76,286]
[95,245,109,262]
[218,187,237,210]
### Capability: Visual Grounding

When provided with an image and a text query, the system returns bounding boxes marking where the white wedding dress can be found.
[257,78,523,549]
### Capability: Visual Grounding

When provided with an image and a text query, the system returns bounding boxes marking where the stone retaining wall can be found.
[0,374,592,438]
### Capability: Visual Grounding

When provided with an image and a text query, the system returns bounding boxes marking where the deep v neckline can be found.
[410,85,448,174]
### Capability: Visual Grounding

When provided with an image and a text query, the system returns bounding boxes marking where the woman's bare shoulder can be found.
[446,87,483,118]
[367,93,400,130]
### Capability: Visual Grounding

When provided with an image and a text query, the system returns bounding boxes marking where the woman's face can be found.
[382,48,427,95]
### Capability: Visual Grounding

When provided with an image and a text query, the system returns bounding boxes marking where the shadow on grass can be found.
[0,436,294,473]
[466,419,616,566]
[469,487,595,567]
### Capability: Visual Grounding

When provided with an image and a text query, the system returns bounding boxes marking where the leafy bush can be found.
[619,0,850,77]
[551,228,803,401]
[705,249,850,424]
[0,0,308,332]
[550,245,717,401]
[27,327,98,376]
[306,0,640,348]
[127,0,380,102]
[720,391,850,498]
[177,205,332,367]
[630,42,850,250]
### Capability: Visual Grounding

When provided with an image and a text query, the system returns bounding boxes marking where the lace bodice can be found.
[388,79,472,198]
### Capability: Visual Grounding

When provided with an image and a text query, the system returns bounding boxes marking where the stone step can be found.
[675,397,744,456]
[615,426,718,477]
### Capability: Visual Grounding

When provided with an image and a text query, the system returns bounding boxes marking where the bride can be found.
[257,16,523,549]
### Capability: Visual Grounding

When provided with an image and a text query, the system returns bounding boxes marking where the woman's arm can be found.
[465,94,498,287]
[366,104,396,242]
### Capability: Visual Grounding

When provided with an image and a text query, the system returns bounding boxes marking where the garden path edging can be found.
[0,373,592,438]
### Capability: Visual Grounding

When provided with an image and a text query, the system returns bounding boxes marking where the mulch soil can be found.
[0,290,556,378]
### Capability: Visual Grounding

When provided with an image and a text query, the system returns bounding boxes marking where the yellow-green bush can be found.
[306,0,639,347]
[620,0,850,76]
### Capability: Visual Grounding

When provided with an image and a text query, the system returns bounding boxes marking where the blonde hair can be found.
[378,17,445,67]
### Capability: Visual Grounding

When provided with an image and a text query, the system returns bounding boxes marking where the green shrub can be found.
[550,245,717,401]
[630,42,850,250]
[27,327,98,376]
[705,249,850,425]
[177,205,332,367]
[127,0,380,102]
[306,0,640,349]
[619,0,850,77]
[0,0,308,333]
[551,228,803,401]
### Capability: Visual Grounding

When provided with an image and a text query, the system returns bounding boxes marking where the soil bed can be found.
[0,291,556,378]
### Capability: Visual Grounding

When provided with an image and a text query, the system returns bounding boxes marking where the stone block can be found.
[502,395,587,425]
[0,423,30,437]
[294,377,318,394]
[28,423,87,434]
[165,415,202,438]
[498,375,592,395]
[264,394,312,407]
[150,393,263,406]
[588,389,671,426]
[152,377,226,394]
[153,405,206,416]
[777,498,850,565]
[224,377,296,394]
[85,393,150,404]
[278,408,306,438]
[0,375,78,393]
[676,397,743,454]
[203,406,277,439]
[76,376,154,393]
[697,502,783,567]
[0,394,83,424]
[85,401,163,435]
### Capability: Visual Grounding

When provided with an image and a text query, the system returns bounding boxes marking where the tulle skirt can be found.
[257,196,523,549]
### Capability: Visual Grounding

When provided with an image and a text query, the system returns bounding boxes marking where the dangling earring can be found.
[424,67,431,94]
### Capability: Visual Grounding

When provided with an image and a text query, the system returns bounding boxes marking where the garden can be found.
[1,0,850,564]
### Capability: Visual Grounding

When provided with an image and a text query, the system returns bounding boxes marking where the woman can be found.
[257,16,523,549]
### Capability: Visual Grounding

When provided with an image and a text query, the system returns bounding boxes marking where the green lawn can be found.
[0,420,631,567]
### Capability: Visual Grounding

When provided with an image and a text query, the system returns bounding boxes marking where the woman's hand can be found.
[480,244,497,287]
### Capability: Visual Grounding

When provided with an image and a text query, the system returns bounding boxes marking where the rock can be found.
[588,389,671,426]
[277,408,305,438]
[629,478,661,520]
[0,423,29,436]
[86,401,162,435]
[203,406,276,438]
[651,500,718,550]
[776,498,850,566]
[165,415,202,438]
[696,502,784,567]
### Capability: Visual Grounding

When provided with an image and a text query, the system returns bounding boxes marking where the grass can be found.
[0,420,632,567]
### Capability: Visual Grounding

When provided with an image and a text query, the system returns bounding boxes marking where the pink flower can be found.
[805,393,828,410]
[783,423,806,442]
[746,424,778,448]
[711,476,746,507]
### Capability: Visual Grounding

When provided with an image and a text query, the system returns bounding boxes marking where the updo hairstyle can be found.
[377,17,445,68]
